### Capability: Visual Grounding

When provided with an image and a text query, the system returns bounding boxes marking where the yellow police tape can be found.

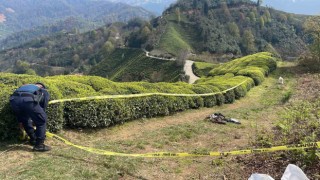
[46,132,320,157]
[48,81,248,104]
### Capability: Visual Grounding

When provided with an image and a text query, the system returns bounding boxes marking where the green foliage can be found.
[89,48,181,82]
[0,0,153,50]
[299,55,320,72]
[0,53,276,140]
[208,52,277,85]
[0,73,64,140]
[193,62,218,77]
[0,21,151,76]
[302,16,320,67]
[281,90,292,104]
[13,60,37,75]
[227,22,240,38]
[159,22,192,56]
[242,30,257,55]
[276,100,320,144]
[150,0,308,58]
[273,99,320,166]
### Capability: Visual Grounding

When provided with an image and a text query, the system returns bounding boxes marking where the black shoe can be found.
[33,144,51,152]
[29,139,36,146]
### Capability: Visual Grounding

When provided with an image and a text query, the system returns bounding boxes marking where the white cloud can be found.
[5,8,15,13]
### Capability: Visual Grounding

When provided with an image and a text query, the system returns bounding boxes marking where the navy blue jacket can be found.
[11,84,50,114]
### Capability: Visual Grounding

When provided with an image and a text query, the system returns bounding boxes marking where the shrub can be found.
[193,62,218,77]
[208,52,277,84]
[0,52,276,140]
[298,54,320,72]
[237,67,265,85]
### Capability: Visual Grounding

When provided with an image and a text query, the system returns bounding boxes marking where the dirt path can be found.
[144,50,199,84]
[184,60,200,84]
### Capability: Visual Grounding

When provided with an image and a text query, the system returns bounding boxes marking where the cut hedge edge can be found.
[0,52,277,140]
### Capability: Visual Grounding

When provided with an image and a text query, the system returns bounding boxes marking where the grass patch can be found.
[89,48,181,82]
[158,22,192,56]
[1,62,303,179]
[193,62,218,77]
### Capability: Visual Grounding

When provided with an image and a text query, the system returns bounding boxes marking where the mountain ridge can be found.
[0,0,313,79]
[140,0,309,60]
[0,0,154,42]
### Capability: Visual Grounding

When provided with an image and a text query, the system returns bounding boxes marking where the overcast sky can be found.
[262,0,320,15]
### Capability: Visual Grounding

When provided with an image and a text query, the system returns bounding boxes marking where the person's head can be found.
[35,82,46,89]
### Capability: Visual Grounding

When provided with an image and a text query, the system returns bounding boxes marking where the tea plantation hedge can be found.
[194,52,278,85]
[0,52,277,140]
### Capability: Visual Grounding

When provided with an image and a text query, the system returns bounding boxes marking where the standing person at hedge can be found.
[9,82,51,152]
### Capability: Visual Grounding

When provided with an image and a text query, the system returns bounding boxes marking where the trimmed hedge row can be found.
[199,52,278,85]
[0,52,276,140]
[0,74,66,140]
[193,62,218,77]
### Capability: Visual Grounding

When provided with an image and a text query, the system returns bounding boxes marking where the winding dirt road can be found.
[145,50,200,84]
[184,60,200,84]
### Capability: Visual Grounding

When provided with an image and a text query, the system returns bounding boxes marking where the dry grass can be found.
[0,62,301,179]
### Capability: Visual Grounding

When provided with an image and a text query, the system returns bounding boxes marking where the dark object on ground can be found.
[206,113,241,125]
[33,144,51,152]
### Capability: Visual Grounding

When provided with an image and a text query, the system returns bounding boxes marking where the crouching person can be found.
[10,82,51,152]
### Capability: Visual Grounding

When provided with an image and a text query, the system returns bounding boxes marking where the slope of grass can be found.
[152,1,308,58]
[89,48,181,82]
[158,22,193,56]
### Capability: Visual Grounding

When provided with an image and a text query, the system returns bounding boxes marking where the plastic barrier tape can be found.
[48,81,248,104]
[46,132,320,157]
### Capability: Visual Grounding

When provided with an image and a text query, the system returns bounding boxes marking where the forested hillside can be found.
[0,17,96,50]
[139,0,308,59]
[0,22,131,76]
[0,0,153,49]
[0,0,314,79]
[0,18,183,82]
[109,0,177,15]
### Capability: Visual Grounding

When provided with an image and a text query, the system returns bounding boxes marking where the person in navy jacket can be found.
[10,82,51,152]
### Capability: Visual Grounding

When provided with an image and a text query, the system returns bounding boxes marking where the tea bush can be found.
[202,52,277,85]
[0,52,276,140]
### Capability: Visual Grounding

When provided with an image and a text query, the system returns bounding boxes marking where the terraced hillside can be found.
[89,48,182,82]
[146,0,308,59]
[0,52,276,140]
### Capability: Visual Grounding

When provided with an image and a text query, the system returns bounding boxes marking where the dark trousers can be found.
[10,97,47,144]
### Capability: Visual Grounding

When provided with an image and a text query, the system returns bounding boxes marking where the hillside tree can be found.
[72,54,81,67]
[14,60,36,75]
[242,30,256,54]
[264,9,271,23]
[227,22,240,38]
[249,12,256,22]
[221,1,231,20]
[259,17,265,29]
[304,16,320,57]
[175,7,181,23]
[103,41,115,55]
